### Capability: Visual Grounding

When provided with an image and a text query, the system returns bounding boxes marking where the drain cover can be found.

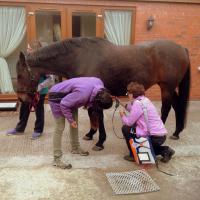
[106,170,160,194]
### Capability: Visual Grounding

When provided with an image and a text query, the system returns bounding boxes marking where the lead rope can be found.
[29,92,40,111]
[139,99,175,176]
[112,98,124,139]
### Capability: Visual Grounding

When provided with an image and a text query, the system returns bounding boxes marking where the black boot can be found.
[161,148,175,163]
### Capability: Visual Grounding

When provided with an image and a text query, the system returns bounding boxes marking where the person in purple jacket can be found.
[118,82,175,163]
[48,77,113,169]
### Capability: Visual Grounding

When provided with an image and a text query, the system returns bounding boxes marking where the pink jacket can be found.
[121,96,167,137]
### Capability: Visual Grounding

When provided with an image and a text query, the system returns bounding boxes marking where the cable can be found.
[155,160,175,176]
[112,98,124,139]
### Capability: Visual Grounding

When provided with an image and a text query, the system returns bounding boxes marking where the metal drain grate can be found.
[106,170,160,194]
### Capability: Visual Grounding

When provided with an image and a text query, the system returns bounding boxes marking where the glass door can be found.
[72,12,96,37]
[35,10,62,45]
[68,6,104,38]
[27,8,64,82]
[26,5,67,44]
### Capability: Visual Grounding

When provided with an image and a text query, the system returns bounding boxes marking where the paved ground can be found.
[0,101,200,200]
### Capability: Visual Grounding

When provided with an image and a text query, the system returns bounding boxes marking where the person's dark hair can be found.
[127,82,145,98]
[93,89,113,110]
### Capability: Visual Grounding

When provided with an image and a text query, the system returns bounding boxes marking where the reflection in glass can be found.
[72,12,96,37]
[35,11,61,45]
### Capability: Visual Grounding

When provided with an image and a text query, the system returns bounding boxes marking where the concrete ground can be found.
[0,101,200,200]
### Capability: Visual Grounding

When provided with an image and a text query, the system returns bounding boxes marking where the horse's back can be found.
[137,40,189,82]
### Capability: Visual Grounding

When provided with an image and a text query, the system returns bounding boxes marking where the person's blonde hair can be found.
[127,82,145,98]
[31,40,42,50]
[27,40,42,52]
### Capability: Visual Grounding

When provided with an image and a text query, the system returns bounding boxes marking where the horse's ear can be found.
[19,51,26,64]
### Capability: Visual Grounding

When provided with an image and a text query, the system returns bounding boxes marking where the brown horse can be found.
[16,37,190,149]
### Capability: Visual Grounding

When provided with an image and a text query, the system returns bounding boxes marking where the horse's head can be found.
[16,52,40,102]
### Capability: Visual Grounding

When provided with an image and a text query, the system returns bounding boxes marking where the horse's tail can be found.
[178,48,191,130]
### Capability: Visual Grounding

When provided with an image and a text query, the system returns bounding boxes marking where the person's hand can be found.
[115,96,120,100]
[82,106,88,110]
[115,97,127,108]
[70,121,78,128]
[37,83,44,92]
[119,109,126,117]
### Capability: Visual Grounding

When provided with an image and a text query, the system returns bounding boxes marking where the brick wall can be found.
[132,2,200,100]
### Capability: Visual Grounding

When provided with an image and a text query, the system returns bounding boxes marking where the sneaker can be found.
[7,129,23,135]
[53,158,72,169]
[161,148,175,163]
[71,148,89,156]
[124,155,135,162]
[31,132,42,140]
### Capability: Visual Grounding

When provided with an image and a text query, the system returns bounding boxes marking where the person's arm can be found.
[115,97,127,107]
[120,101,143,126]
[37,75,54,91]
[115,97,132,112]
[60,91,86,126]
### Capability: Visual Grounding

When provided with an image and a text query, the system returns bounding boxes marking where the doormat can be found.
[106,169,160,194]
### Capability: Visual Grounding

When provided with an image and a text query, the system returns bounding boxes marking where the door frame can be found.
[26,4,68,43]
[26,4,136,43]
[66,5,104,38]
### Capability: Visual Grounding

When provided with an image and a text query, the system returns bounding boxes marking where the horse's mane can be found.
[27,37,112,64]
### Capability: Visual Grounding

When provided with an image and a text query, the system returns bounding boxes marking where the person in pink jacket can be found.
[118,82,175,163]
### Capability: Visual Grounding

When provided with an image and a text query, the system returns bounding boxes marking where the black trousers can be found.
[16,94,46,133]
[122,125,169,157]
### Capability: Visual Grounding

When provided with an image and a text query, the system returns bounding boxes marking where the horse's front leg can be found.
[83,107,98,140]
[92,109,106,151]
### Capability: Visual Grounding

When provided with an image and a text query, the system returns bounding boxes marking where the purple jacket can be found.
[49,77,104,123]
[121,96,167,137]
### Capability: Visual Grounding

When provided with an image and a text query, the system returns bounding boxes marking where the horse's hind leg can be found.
[171,91,182,139]
[160,84,182,139]
[160,85,173,124]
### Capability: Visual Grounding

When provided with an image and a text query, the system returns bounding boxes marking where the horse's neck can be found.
[27,54,70,77]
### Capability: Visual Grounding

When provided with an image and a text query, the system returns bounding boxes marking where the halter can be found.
[26,63,36,82]
[17,60,38,94]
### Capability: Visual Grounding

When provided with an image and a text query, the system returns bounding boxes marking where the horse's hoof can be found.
[92,145,104,151]
[169,135,179,140]
[83,135,93,140]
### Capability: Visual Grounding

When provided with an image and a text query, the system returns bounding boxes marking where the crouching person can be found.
[49,77,113,169]
[118,82,175,163]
